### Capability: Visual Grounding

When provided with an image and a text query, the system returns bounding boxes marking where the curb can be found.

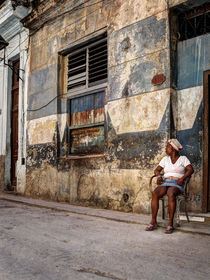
[1,193,210,236]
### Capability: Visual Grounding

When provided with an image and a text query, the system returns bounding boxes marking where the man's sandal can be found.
[165,226,174,234]
[145,224,158,231]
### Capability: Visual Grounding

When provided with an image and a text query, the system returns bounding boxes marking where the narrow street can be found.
[0,199,209,280]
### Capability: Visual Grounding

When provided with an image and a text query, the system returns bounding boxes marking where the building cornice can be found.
[22,0,82,32]
[0,0,31,40]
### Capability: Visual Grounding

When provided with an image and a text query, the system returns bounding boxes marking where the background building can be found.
[0,0,30,192]
[1,0,209,214]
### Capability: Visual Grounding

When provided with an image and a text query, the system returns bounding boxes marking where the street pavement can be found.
[0,198,210,280]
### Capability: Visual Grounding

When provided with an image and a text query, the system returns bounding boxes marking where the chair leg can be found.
[184,199,190,223]
[175,199,181,227]
[162,199,165,220]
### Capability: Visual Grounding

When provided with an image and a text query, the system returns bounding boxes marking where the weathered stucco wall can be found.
[22,0,207,214]
[174,33,210,211]
[22,0,171,213]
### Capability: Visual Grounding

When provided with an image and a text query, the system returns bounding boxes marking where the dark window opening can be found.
[178,3,210,41]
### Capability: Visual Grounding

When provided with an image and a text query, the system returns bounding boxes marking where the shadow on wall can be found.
[177,101,203,171]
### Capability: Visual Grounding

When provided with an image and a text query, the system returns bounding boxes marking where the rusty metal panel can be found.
[70,90,105,126]
[69,90,105,154]
[70,125,104,154]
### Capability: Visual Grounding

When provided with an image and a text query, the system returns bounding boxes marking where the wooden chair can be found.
[149,175,191,226]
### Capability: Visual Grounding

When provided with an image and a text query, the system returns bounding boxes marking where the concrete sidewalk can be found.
[0,192,210,235]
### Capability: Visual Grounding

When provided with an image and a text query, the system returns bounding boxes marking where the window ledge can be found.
[60,153,105,160]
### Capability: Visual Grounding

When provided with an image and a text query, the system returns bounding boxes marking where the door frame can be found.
[10,59,20,187]
[203,70,210,212]
[4,54,19,189]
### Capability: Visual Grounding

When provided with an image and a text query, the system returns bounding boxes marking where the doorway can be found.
[203,70,210,212]
[11,59,19,187]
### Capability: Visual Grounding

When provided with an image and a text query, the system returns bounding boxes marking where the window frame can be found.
[60,34,108,156]
[67,87,107,156]
[63,37,108,97]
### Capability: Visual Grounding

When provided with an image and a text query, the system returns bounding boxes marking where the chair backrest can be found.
[183,176,191,196]
[149,175,156,187]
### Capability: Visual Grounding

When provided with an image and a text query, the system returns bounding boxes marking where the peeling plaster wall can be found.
[23,0,206,213]
[24,0,171,212]
[169,0,186,7]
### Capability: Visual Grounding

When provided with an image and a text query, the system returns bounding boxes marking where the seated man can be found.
[146,139,194,234]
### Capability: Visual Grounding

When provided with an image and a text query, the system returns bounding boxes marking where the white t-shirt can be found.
[159,156,191,179]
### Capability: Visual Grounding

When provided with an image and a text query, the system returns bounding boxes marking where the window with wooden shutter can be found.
[63,33,107,155]
[67,50,87,91]
[66,36,107,93]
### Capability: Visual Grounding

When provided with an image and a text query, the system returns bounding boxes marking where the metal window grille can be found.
[67,37,107,92]
[178,3,210,41]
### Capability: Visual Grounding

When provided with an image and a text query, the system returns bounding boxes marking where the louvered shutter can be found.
[67,50,87,91]
[66,37,107,92]
[88,39,107,86]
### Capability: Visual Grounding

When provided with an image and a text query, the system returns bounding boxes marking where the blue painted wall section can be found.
[108,14,170,101]
[109,15,167,66]
[28,64,58,120]
[177,102,203,171]
[177,34,210,90]
[108,50,170,101]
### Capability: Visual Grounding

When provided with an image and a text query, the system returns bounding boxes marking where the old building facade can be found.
[0,0,30,192]
[1,0,209,214]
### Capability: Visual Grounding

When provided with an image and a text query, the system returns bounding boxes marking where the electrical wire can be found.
[3,36,29,61]
[27,94,66,112]
[1,0,112,64]
[1,0,113,113]
[0,0,108,68]
[27,0,109,36]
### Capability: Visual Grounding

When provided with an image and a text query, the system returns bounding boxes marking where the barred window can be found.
[178,3,210,41]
